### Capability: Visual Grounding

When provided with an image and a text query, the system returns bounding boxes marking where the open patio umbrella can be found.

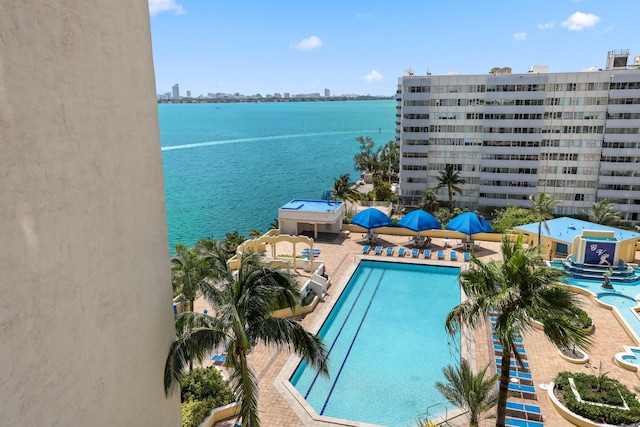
[445,212,492,237]
[351,208,393,230]
[397,209,441,232]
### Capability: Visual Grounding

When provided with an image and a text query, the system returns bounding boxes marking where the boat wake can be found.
[161,130,381,152]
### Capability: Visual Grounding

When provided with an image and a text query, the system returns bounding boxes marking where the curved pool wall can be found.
[290,260,461,427]
[551,261,640,345]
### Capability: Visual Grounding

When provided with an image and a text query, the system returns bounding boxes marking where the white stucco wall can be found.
[0,2,181,426]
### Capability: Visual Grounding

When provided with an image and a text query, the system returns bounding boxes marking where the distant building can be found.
[172,83,179,99]
[325,88,330,97]
[396,50,640,222]
[186,90,191,98]
[284,92,290,99]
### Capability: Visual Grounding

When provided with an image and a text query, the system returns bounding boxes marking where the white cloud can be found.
[293,36,323,51]
[363,70,383,83]
[513,32,527,41]
[538,21,555,30]
[357,13,373,18]
[561,12,600,31]
[149,0,185,15]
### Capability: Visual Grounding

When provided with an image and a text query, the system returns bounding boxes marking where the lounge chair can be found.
[211,355,226,365]
[493,335,524,345]
[495,358,530,370]
[386,247,394,256]
[450,251,458,261]
[397,247,406,257]
[437,250,444,260]
[412,248,419,258]
[494,344,527,358]
[505,417,543,427]
[423,249,431,259]
[503,382,537,400]
[505,401,542,421]
[496,369,533,385]
[362,245,371,254]
[374,246,383,255]
[463,251,471,261]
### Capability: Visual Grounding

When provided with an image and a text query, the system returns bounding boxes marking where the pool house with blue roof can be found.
[514,217,640,263]
[278,199,346,238]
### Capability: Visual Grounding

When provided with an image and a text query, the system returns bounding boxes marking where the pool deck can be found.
[197,234,640,427]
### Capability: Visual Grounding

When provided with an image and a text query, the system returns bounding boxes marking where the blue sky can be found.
[149,0,639,97]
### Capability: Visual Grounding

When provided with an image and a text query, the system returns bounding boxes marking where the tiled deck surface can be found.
[195,234,640,427]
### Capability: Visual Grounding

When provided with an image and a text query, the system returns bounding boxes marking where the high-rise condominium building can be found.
[325,88,330,97]
[172,83,180,99]
[396,50,640,221]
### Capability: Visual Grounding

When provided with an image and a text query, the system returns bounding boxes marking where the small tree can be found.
[418,190,439,213]
[529,192,560,247]
[332,173,360,203]
[436,164,466,212]
[582,199,621,225]
[435,359,499,427]
[492,205,539,234]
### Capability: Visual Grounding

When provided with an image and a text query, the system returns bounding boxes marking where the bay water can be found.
[159,100,395,252]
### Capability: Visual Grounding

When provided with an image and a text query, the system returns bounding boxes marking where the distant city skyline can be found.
[149,0,639,96]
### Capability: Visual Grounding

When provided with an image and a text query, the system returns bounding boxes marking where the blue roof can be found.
[279,199,343,213]
[514,217,640,243]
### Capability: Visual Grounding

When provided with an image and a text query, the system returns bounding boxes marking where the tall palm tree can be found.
[528,192,560,247]
[171,243,207,312]
[332,173,360,203]
[436,164,466,212]
[445,235,591,427]
[582,199,621,225]
[435,359,499,427]
[164,251,328,427]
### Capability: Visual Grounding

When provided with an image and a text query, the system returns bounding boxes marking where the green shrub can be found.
[182,398,215,427]
[180,367,235,426]
[180,367,235,406]
[554,371,640,424]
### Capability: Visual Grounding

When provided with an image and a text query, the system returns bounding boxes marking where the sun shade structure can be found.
[397,209,441,232]
[446,212,492,236]
[350,208,393,230]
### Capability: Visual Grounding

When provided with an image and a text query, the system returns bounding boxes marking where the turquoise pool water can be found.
[290,261,460,426]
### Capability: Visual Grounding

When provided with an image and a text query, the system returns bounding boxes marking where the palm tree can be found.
[164,251,328,427]
[436,164,466,212]
[435,359,499,427]
[332,173,360,203]
[171,243,207,313]
[528,192,560,247]
[582,199,621,225]
[445,235,591,427]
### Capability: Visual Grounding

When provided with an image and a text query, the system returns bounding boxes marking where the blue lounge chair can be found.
[505,401,542,421]
[496,369,533,385]
[362,245,371,254]
[495,358,530,370]
[463,251,471,261]
[493,335,523,344]
[450,251,458,261]
[505,418,543,427]
[386,247,394,256]
[397,247,406,257]
[301,248,321,255]
[494,344,527,357]
[412,248,419,258]
[423,249,431,259]
[374,246,383,255]
[437,250,444,260]
[504,382,537,399]
[211,355,226,365]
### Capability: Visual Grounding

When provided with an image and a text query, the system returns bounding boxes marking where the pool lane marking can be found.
[303,267,375,399]
[320,270,386,415]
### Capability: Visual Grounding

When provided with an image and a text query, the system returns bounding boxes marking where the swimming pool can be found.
[290,260,461,426]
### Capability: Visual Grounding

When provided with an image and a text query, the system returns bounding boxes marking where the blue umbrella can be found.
[446,212,492,236]
[351,208,393,230]
[397,210,441,232]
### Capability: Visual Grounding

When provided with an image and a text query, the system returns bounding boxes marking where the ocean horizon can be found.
[159,100,395,252]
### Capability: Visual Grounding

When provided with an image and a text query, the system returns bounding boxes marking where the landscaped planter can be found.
[557,347,589,364]
[199,401,240,427]
[547,382,618,427]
